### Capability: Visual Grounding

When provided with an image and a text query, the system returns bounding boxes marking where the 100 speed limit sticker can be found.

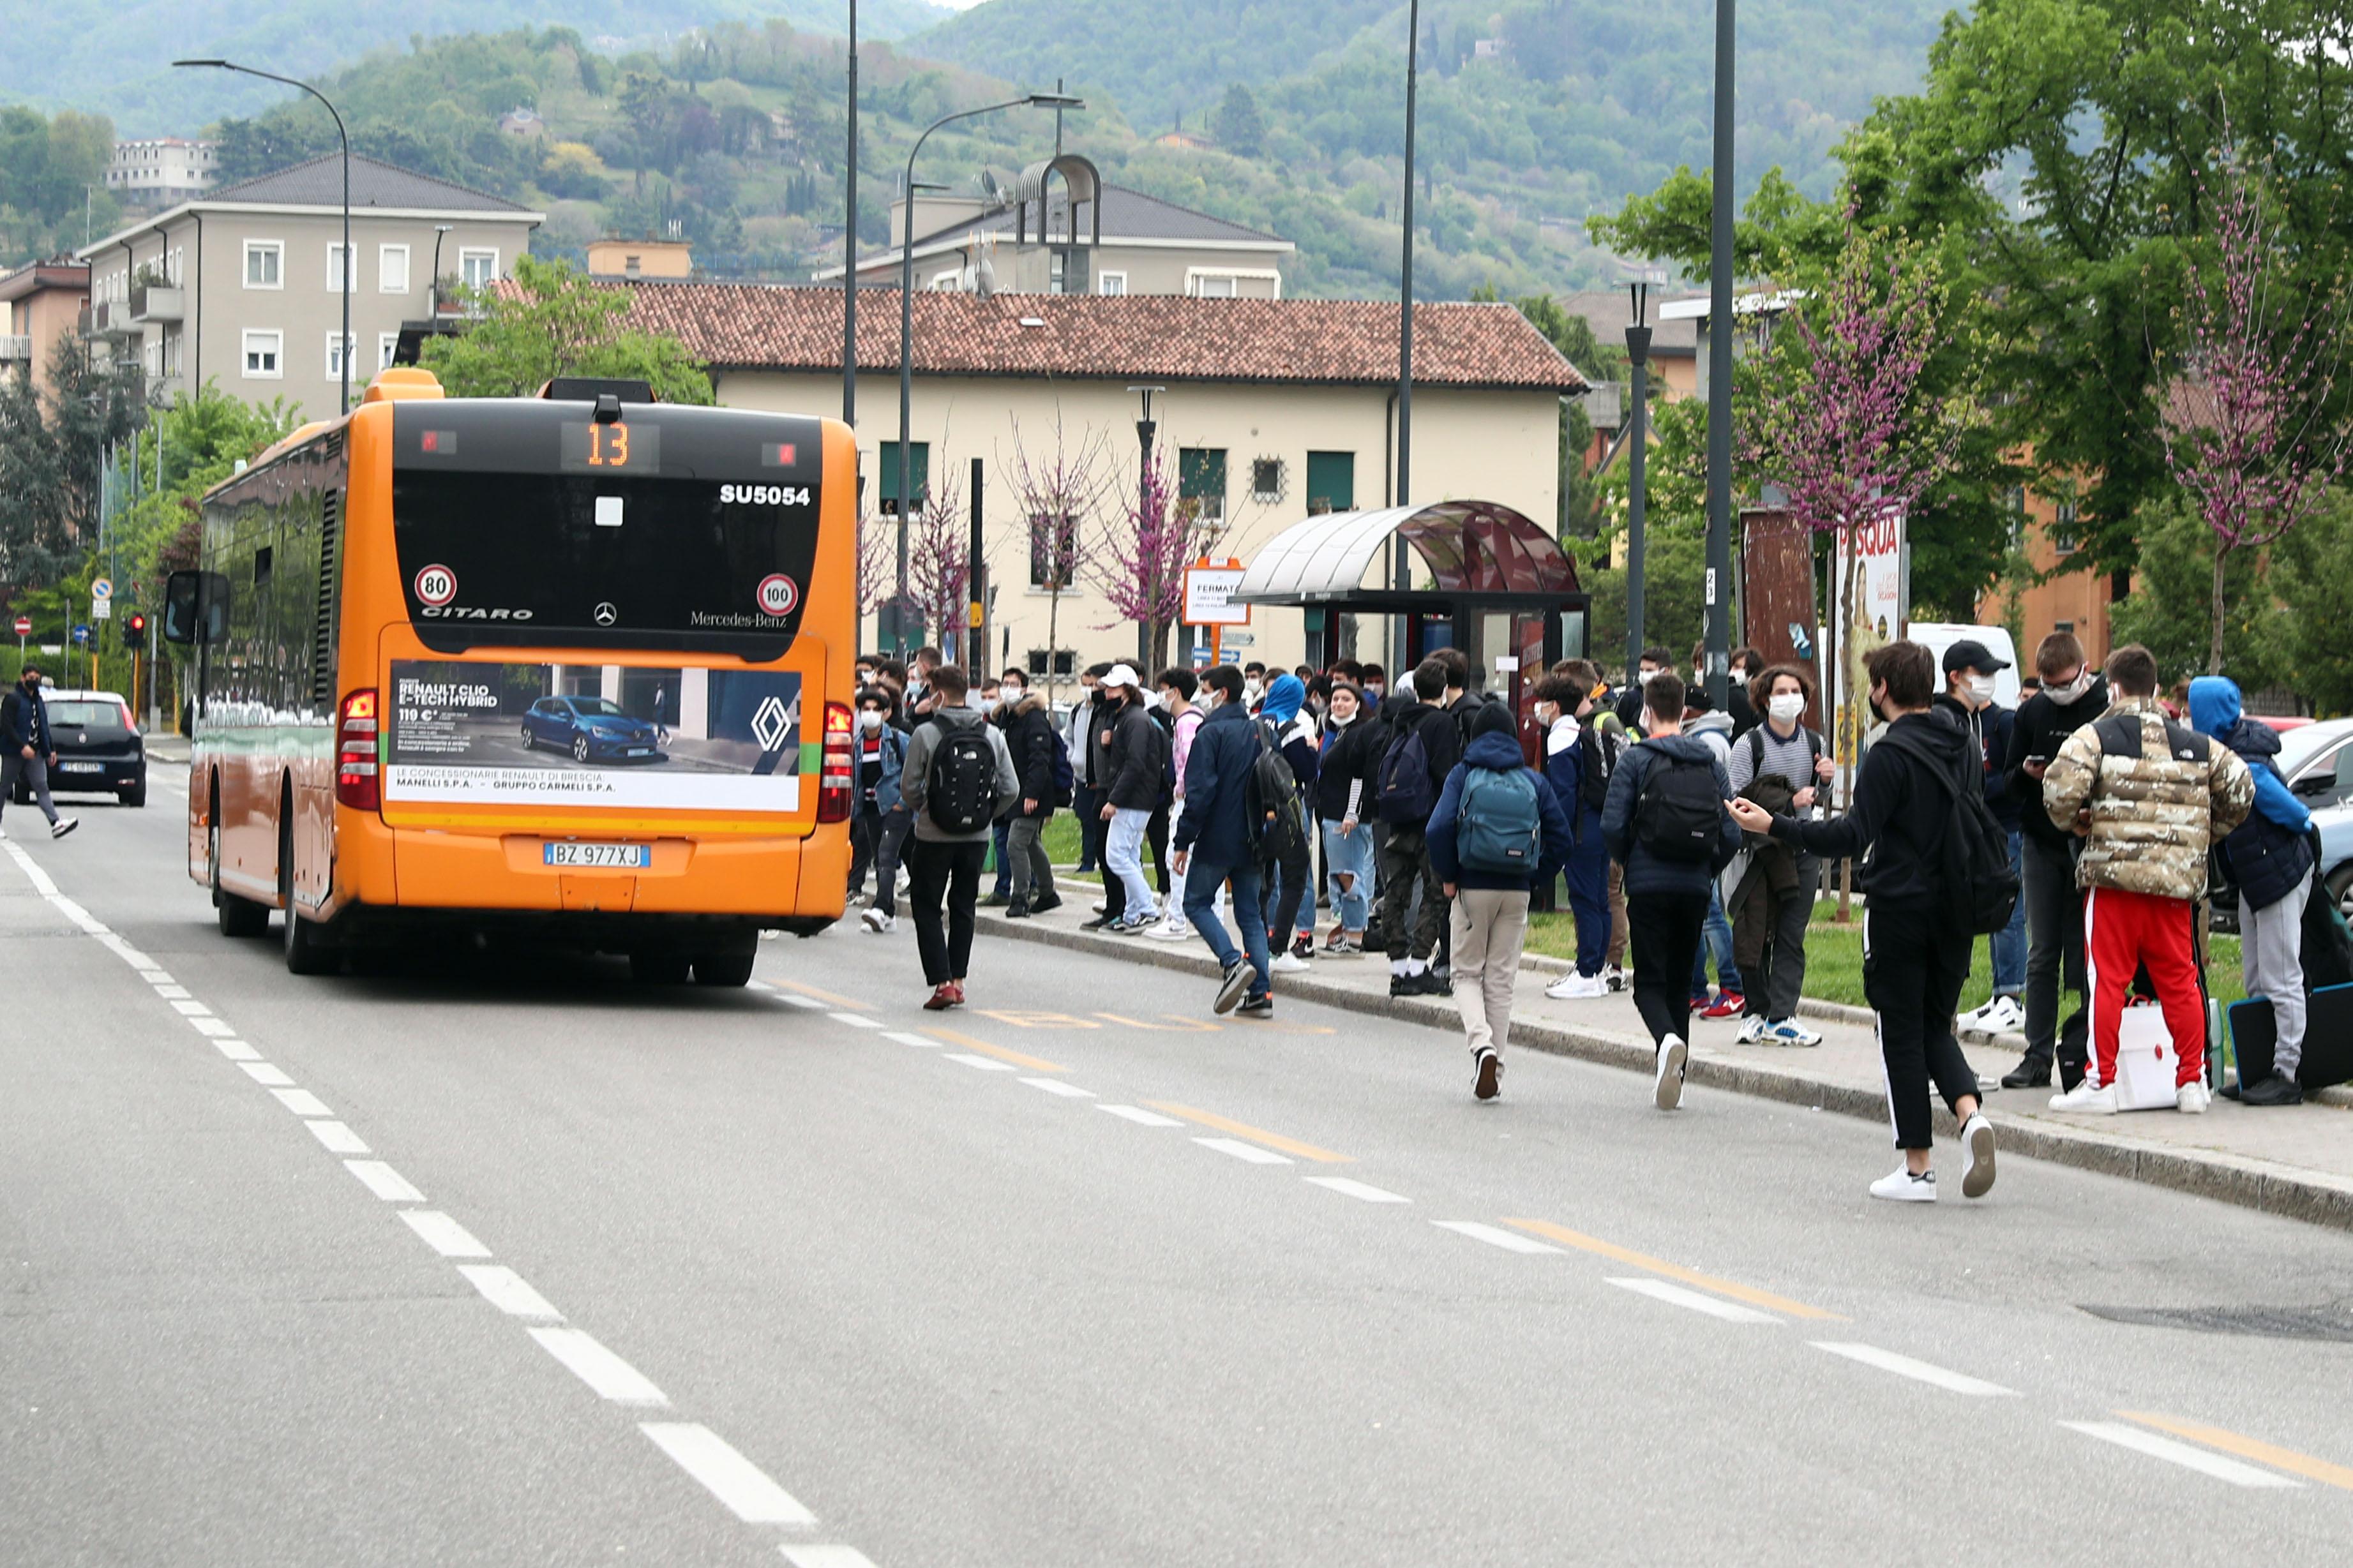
[755,574,800,618]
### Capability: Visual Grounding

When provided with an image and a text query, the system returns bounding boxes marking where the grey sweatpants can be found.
[1450,888,1530,1057]
[0,752,59,826]
[2243,877,2312,1077]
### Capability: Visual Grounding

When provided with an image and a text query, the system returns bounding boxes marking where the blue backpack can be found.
[1048,726,1076,807]
[1376,721,1439,825]
[1456,766,1544,874]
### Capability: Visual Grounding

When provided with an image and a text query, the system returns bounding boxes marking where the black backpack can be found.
[922,721,1000,834]
[1376,719,1440,825]
[1882,729,2020,936]
[1635,747,1724,863]
[1247,719,1308,858]
[1579,723,1622,813]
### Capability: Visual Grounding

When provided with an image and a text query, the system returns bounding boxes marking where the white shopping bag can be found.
[2112,1005,2180,1112]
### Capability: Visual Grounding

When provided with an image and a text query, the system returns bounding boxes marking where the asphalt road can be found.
[6,782,2353,1565]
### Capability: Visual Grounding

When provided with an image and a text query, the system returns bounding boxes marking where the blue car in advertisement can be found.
[520,696,666,764]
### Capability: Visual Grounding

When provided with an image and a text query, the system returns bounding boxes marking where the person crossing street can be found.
[899,666,1021,1012]
[1173,666,1275,1015]
[0,664,79,840]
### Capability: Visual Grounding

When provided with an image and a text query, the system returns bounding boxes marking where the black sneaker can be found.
[1290,935,1314,962]
[1079,913,1116,932]
[1388,972,1422,998]
[2239,1071,2304,1107]
[1422,973,1453,997]
[1030,892,1064,915]
[1237,992,1274,1017]
[1214,960,1252,1015]
[1005,898,1031,920]
[1473,1048,1501,1101]
[2000,1058,2052,1090]
[981,892,1011,908]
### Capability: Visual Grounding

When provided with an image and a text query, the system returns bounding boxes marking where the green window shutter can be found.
[878,441,929,513]
[1305,451,1355,514]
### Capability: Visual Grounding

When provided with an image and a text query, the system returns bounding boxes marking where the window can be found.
[325,332,355,380]
[1249,456,1286,504]
[242,330,283,378]
[1097,271,1128,297]
[2050,500,2079,556]
[875,440,929,516]
[458,248,499,289]
[379,244,410,294]
[1029,513,1080,588]
[1305,451,1355,514]
[1026,648,1077,677]
[244,241,283,288]
[326,243,354,292]
[378,332,402,371]
[1178,448,1226,523]
[1194,273,1237,299]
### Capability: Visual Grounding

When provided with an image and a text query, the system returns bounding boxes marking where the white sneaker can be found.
[1869,1167,1937,1202]
[50,818,78,839]
[2048,1080,2116,1114]
[1145,918,1192,941]
[2176,1080,2211,1115]
[1545,972,1608,1000]
[1270,952,1310,974]
[1734,1015,1767,1043]
[1653,1034,1687,1111]
[861,908,896,935]
[1980,996,2025,1034]
[1764,1018,1824,1047]
[1959,1112,1996,1198]
[1956,997,1998,1030]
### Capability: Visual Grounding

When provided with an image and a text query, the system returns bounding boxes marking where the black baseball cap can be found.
[1942,639,2011,676]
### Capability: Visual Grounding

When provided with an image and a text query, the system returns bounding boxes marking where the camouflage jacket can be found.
[2041,696,2253,900]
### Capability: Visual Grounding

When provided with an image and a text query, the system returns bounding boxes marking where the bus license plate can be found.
[544,842,648,869]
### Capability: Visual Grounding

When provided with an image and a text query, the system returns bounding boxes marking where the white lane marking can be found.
[49,895,106,932]
[638,1422,816,1525]
[1432,1220,1565,1255]
[100,935,156,967]
[305,1119,370,1154]
[1607,1277,1780,1324]
[239,1061,295,1087]
[153,983,191,999]
[400,1209,492,1259]
[1097,1104,1184,1126]
[137,970,172,984]
[1195,1136,1292,1165]
[456,1264,563,1322]
[530,1327,669,1407]
[883,1031,942,1048]
[746,980,776,992]
[271,1087,332,1116]
[343,1160,424,1203]
[1021,1077,1095,1098]
[944,1052,1016,1072]
[190,1017,237,1038]
[781,1548,879,1568]
[3,843,58,895]
[827,1012,883,1029]
[1304,1176,1411,1204]
[213,1038,261,1062]
[778,994,831,1010]
[1810,1342,2016,1397]
[2061,1422,2303,1488]
[169,997,212,1017]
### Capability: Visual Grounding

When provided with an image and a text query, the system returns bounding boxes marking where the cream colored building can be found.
[106,137,220,209]
[78,154,540,416]
[588,237,695,280]
[1,259,91,400]
[618,283,1584,673]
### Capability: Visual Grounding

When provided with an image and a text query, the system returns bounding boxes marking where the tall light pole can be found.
[429,223,454,318]
[1623,276,1656,693]
[843,0,859,426]
[176,59,349,414]
[1392,0,1422,669]
[1129,384,1166,667]
[1702,1,1736,710]
[894,91,1083,654]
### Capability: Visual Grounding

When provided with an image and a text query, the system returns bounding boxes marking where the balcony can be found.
[131,284,183,323]
[0,334,29,363]
[84,301,138,340]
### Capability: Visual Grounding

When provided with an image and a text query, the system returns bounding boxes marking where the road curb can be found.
[975,913,2353,1234]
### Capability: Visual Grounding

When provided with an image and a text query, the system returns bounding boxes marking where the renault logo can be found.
[593,602,618,626]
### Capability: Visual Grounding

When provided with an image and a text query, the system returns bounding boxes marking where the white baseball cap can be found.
[1104,664,1142,690]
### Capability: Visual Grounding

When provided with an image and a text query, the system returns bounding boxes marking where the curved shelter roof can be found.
[1232,500,1583,609]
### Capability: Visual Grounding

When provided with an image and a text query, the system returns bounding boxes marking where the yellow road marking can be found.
[2118,1412,2353,1493]
[1143,1102,1352,1163]
[977,1010,1103,1029]
[778,980,864,1009]
[1501,1218,1846,1321]
[1094,1012,1221,1033]
[919,1029,1066,1073]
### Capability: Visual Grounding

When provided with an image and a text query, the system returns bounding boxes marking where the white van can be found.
[1907,622,2024,708]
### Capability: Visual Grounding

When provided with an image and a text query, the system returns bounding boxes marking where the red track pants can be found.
[2083,885,2206,1089]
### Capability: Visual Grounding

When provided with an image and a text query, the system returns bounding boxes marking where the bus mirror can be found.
[163,571,230,646]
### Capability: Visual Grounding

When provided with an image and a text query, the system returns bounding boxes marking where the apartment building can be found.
[106,137,220,209]
[78,153,541,415]
[0,259,91,401]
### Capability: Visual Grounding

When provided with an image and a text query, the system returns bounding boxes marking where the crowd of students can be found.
[840,627,2313,1199]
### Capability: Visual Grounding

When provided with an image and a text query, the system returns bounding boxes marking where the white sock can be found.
[1391,959,1410,978]
[1405,957,1427,977]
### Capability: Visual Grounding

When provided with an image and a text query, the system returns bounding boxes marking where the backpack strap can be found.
[2093,712,2144,759]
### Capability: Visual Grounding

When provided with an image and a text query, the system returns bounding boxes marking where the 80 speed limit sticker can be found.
[414,564,456,606]
[755,574,800,618]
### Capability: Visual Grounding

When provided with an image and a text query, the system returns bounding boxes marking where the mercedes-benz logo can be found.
[593,602,618,627]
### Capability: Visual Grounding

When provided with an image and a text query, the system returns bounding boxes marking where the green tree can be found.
[2107,495,2283,694]
[2270,489,2353,717]
[0,336,144,585]
[1213,84,1267,157]
[419,255,715,403]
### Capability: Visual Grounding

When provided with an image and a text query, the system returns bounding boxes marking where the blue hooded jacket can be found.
[2189,676,2315,910]
[1173,697,1261,866]
[1427,712,1575,892]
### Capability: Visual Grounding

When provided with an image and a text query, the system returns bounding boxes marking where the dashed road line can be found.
[1195,1136,1293,1165]
[922,1027,1065,1072]
[305,1119,370,1154]
[456,1264,564,1322]
[1020,1077,1095,1098]
[2117,1412,2353,1493]
[1501,1218,1844,1321]
[776,981,864,1010]
[1605,1278,1780,1324]
[530,1327,669,1407]
[1809,1342,2015,1397]
[776,994,832,1011]
[2064,1421,2301,1487]
[882,1031,942,1049]
[1145,1101,1351,1163]
[343,1160,424,1203]
[1097,1105,1184,1127]
[828,1013,884,1029]
[189,1016,237,1038]
[1432,1220,1566,1255]
[213,1038,262,1062]
[400,1209,492,1259]
[239,1061,295,1087]
[1303,1176,1411,1204]
[270,1087,333,1116]
[781,1546,882,1568]
[638,1422,816,1524]
[944,1052,1018,1073]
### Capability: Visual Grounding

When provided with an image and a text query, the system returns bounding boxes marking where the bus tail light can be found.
[336,689,381,810]
[816,701,854,823]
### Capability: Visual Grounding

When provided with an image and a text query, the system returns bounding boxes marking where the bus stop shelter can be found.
[1228,500,1588,706]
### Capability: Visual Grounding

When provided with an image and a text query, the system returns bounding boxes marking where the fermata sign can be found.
[1182,561,1249,627]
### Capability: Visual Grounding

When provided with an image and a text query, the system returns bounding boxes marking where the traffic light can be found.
[125,610,147,638]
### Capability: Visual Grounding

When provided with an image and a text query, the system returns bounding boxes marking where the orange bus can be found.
[164,368,857,982]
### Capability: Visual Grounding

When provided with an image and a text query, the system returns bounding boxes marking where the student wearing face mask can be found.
[1242,662,1268,713]
[846,686,910,925]
[1615,647,1673,731]
[1724,666,1833,1044]
[1533,666,1614,999]
[998,670,1065,919]
[1936,642,2029,1040]
[1996,633,2107,1090]
[1312,680,1378,953]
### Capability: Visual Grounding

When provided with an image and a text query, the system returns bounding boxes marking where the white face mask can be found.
[1365,682,1385,698]
[1244,678,1263,701]
[1769,692,1807,724]
[1535,703,1559,726]
[1329,707,1355,727]
[1729,668,1749,688]
[1965,673,1997,705]
[858,709,883,732]
[2048,669,2094,705]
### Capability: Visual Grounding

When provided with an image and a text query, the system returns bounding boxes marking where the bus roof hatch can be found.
[540,377,657,404]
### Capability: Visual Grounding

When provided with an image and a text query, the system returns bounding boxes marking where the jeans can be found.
[1628,892,1709,1047]
[1987,830,2026,995]
[864,808,912,918]
[0,752,59,826]
[991,819,1012,896]
[1073,783,1106,870]
[1320,819,1375,931]
[1005,814,1053,903]
[1563,809,1611,977]
[1263,822,1314,944]
[847,807,887,897]
[1106,806,1157,918]
[1185,856,1271,999]
[1689,888,1743,999]
[906,838,986,987]
[1450,888,1531,1057]
[1863,906,1978,1149]
[2020,833,2089,1083]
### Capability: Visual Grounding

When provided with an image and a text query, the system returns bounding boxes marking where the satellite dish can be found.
[974,253,997,299]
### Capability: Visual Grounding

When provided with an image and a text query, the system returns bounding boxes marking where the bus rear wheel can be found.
[629,951,691,985]
[281,818,338,975]
[691,947,756,988]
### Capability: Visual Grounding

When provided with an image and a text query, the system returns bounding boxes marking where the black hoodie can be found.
[1770,708,1973,913]
[2003,676,2109,849]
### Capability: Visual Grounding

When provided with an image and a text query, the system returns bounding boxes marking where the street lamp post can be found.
[894,91,1083,655]
[843,0,859,426]
[430,223,454,320]
[175,59,350,415]
[1624,278,1655,694]
[1129,384,1165,668]
[1392,0,1422,669]
[1702,1,1736,710]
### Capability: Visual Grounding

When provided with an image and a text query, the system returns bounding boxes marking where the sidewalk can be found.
[977,873,2353,1232]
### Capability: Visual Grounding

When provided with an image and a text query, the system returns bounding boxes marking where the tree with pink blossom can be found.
[902,461,971,664]
[854,486,892,624]
[1088,449,1221,672]
[1003,415,1111,706]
